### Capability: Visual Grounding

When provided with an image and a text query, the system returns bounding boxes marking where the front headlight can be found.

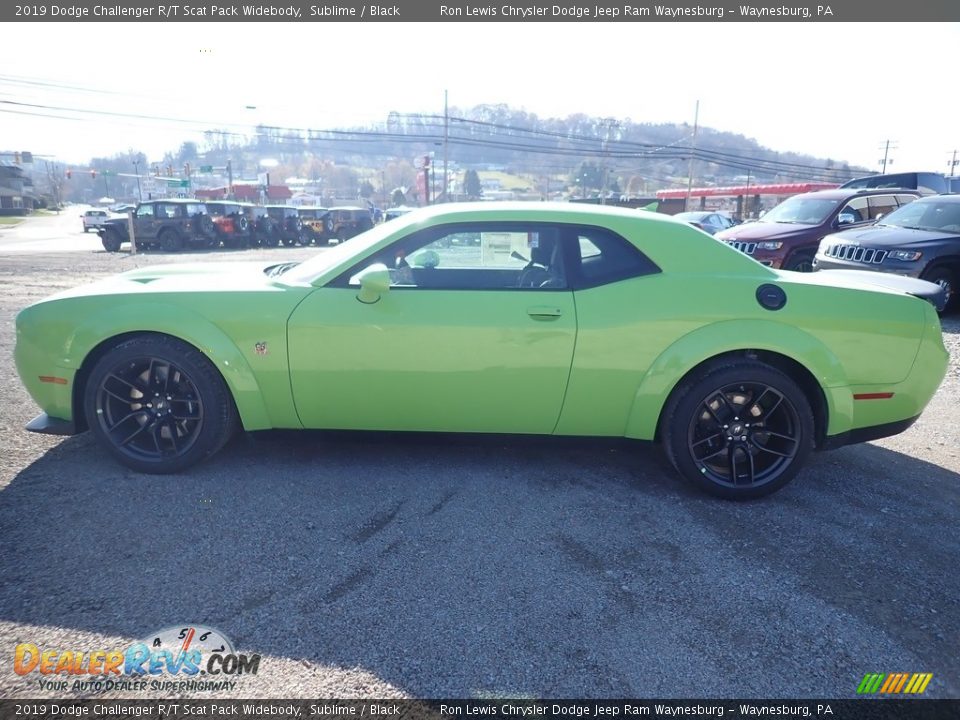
[755,241,783,250]
[886,250,923,262]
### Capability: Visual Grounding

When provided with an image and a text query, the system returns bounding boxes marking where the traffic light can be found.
[66,169,72,179]
[90,170,97,179]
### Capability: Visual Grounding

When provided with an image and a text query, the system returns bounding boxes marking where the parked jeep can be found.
[264,205,303,247]
[296,206,332,245]
[205,200,251,249]
[326,206,374,243]
[98,199,217,252]
[238,204,279,247]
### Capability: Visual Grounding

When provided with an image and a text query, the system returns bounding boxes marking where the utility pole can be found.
[878,140,897,173]
[227,159,233,199]
[600,118,619,205]
[443,89,449,203]
[948,149,958,177]
[685,100,700,211]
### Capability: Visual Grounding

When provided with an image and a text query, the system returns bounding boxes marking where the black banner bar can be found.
[3,0,960,22]
[1,700,959,720]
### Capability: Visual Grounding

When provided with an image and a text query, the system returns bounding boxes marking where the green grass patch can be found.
[0,216,25,226]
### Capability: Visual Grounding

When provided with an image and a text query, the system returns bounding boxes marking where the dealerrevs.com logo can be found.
[14,625,261,693]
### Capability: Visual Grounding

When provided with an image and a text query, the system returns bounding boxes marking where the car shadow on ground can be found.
[1,431,958,697]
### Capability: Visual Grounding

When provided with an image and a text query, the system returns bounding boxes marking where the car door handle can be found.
[527,306,563,320]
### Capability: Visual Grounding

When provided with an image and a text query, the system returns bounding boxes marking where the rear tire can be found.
[661,361,814,500]
[159,228,183,252]
[83,335,238,474]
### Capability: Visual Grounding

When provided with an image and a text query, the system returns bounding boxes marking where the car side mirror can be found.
[352,263,391,304]
[837,212,857,225]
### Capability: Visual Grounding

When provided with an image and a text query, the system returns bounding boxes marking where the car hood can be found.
[788,268,947,312]
[46,261,302,301]
[715,222,822,242]
[822,225,959,248]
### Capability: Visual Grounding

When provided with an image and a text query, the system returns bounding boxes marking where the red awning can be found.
[656,182,837,199]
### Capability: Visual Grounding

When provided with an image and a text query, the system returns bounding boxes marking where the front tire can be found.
[661,361,814,500]
[784,251,814,272]
[83,335,238,474]
[921,266,956,311]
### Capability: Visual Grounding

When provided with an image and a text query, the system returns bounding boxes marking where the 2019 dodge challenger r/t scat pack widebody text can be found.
[15,203,949,499]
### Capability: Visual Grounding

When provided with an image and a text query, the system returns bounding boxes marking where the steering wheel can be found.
[518,264,551,288]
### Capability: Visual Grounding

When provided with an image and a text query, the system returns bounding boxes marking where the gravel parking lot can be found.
[0,215,958,699]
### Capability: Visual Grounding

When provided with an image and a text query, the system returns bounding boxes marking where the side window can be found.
[136,204,154,218]
[344,223,567,291]
[839,197,870,224]
[896,194,919,207]
[569,227,660,289]
[867,195,898,220]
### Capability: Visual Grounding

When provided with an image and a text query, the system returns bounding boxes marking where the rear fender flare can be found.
[623,319,852,441]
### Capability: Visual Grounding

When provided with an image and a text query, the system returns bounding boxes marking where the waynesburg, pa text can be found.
[438,4,831,18]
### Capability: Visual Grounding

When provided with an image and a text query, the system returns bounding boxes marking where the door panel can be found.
[288,287,577,433]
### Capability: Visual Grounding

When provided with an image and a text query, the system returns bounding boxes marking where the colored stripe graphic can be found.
[857,673,932,694]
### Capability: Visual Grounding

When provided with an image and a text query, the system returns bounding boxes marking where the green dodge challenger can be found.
[14,203,949,499]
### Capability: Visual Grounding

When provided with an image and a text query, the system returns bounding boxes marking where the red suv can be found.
[714,188,921,271]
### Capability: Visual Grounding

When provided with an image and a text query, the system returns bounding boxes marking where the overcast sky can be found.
[2,22,958,176]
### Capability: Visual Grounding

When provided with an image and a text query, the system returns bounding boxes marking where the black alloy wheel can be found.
[84,336,237,474]
[663,362,814,499]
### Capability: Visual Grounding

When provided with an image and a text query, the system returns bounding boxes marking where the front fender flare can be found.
[623,319,853,441]
[64,303,273,431]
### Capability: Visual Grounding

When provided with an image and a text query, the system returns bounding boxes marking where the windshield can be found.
[761,197,839,224]
[878,200,960,233]
[281,213,419,285]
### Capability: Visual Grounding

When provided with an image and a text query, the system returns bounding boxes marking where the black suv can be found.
[326,206,374,243]
[238,204,279,247]
[98,199,216,252]
[264,205,303,247]
[715,188,920,271]
[205,201,251,249]
[814,194,960,310]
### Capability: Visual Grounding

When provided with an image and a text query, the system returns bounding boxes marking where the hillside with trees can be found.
[55,105,869,204]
